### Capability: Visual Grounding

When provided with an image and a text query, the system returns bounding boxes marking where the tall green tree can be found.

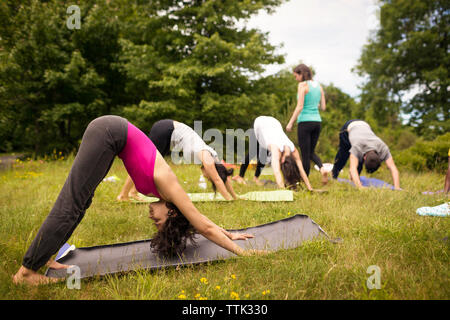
[117,0,286,131]
[355,0,449,138]
[0,0,124,154]
[0,0,287,154]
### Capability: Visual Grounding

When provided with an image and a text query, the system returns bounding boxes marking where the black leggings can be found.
[22,116,128,271]
[239,129,269,178]
[297,121,323,176]
[148,119,174,157]
[331,119,363,179]
[239,141,268,178]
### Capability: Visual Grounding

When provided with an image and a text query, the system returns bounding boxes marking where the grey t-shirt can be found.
[348,121,391,162]
[171,122,218,164]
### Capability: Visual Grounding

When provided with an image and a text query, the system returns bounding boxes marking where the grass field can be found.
[0,155,448,300]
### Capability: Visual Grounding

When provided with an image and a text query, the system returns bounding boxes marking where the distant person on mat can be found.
[331,119,401,190]
[233,116,314,191]
[117,119,238,201]
[13,116,259,286]
[286,64,328,185]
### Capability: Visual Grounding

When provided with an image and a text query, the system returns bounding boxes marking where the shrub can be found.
[395,132,450,172]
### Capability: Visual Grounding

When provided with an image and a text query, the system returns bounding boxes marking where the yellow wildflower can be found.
[230,291,240,300]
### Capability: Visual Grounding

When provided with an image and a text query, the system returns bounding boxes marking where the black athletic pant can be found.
[22,115,128,271]
[331,119,363,179]
[297,121,323,176]
[148,119,174,157]
[239,129,269,178]
[239,141,267,178]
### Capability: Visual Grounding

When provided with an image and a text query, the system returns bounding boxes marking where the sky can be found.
[246,0,380,98]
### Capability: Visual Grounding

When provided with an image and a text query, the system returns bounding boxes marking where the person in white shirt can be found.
[234,116,314,191]
[117,120,238,201]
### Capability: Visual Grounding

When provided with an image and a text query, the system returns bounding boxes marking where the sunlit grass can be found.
[0,155,448,300]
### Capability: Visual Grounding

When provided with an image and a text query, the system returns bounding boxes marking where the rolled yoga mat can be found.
[134,190,294,203]
[45,214,332,279]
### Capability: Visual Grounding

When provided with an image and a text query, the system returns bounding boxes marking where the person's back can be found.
[347,121,390,163]
[171,122,218,164]
[254,116,294,152]
[297,80,322,123]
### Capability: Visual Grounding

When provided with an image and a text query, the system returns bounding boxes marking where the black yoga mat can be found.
[45,214,332,279]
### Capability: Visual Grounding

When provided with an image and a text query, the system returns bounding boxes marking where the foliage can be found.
[0,0,286,154]
[395,132,450,172]
[355,0,449,138]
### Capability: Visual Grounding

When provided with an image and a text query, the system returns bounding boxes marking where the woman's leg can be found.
[332,120,354,179]
[308,122,328,184]
[297,122,312,176]
[237,135,261,182]
[117,175,142,201]
[20,116,127,273]
[239,152,252,178]
[309,122,323,168]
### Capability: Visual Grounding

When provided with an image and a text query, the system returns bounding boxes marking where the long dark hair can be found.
[280,155,301,190]
[293,64,313,81]
[150,202,197,257]
[202,163,233,193]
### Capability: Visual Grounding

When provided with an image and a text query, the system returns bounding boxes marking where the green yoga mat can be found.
[133,190,294,203]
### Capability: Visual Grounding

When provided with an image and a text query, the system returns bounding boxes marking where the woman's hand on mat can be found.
[229,232,254,241]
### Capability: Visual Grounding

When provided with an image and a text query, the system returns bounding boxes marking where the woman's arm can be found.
[286,83,307,132]
[385,156,401,190]
[349,154,364,189]
[291,148,313,191]
[225,178,239,200]
[320,86,326,111]
[153,153,249,255]
[117,175,134,201]
[200,151,234,200]
[269,146,285,188]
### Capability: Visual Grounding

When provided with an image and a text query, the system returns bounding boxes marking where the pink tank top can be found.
[119,122,161,198]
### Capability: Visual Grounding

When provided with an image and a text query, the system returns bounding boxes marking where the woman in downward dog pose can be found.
[235,116,314,191]
[117,119,238,201]
[13,116,259,286]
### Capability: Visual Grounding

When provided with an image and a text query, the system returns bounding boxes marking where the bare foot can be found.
[232,175,247,185]
[128,192,144,201]
[254,177,264,186]
[117,194,130,201]
[13,266,60,286]
[46,260,71,270]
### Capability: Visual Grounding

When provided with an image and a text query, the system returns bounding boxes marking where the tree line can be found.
[0,0,448,170]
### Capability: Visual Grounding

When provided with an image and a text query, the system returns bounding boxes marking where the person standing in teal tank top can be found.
[286,64,328,184]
